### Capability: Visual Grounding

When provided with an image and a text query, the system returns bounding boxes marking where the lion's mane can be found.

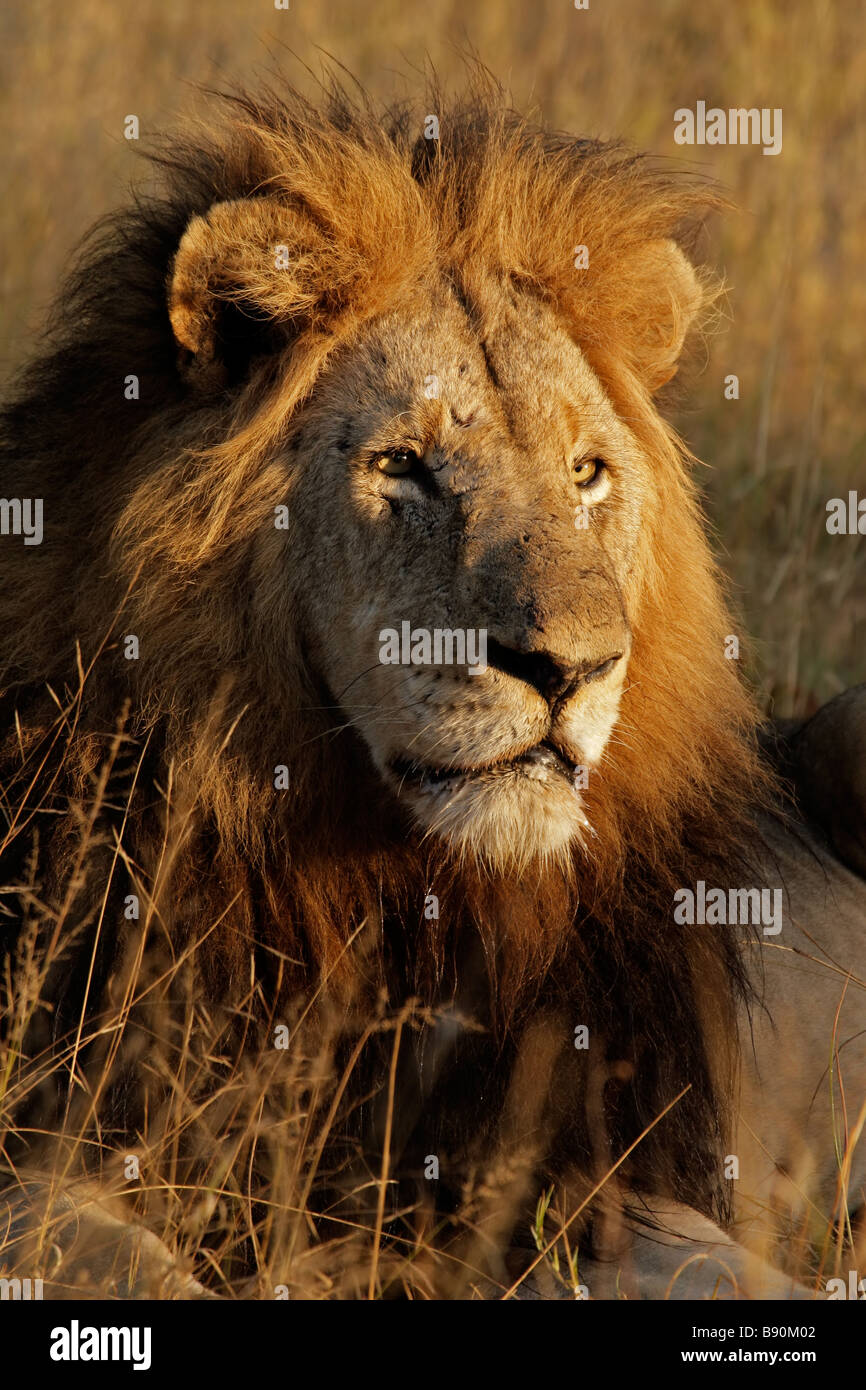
[0,76,775,1265]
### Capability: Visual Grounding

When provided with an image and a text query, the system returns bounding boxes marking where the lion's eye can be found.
[377,449,421,476]
[573,457,604,487]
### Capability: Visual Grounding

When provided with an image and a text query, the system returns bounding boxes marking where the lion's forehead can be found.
[318,285,626,459]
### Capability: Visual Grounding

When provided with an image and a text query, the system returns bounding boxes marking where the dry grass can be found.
[0,684,863,1298]
[0,0,864,1300]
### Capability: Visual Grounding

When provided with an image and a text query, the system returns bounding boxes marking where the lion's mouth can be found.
[390,739,577,796]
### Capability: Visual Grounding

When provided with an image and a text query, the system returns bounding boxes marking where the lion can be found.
[0,76,864,1301]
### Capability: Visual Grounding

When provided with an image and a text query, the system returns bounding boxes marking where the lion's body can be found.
[613,808,866,1299]
[735,808,866,1282]
[0,79,863,1299]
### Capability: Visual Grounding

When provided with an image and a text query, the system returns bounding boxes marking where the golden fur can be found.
[0,77,780,1273]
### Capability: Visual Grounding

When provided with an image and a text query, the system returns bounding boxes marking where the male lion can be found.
[0,79,864,1300]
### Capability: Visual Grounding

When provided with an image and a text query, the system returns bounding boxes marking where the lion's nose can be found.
[485,639,622,706]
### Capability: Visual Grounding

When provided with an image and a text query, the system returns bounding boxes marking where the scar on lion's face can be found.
[275,280,650,870]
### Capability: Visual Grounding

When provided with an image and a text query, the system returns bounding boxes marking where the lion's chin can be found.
[399,762,590,873]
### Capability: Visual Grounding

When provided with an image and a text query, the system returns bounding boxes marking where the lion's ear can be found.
[168,198,326,389]
[615,239,706,392]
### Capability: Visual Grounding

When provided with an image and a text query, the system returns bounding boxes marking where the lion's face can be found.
[275,279,651,868]
[165,159,706,874]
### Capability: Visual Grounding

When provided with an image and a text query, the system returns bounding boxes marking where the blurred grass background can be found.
[1,0,863,715]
